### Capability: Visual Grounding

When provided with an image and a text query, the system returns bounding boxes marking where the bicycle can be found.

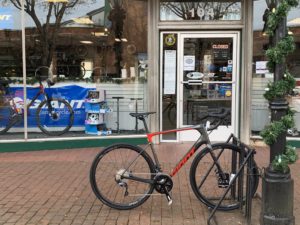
[0,66,74,136]
[90,109,259,211]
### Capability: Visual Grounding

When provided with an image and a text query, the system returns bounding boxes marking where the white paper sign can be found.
[256,61,269,74]
[184,55,195,71]
[164,50,176,95]
[130,67,135,78]
[121,69,127,78]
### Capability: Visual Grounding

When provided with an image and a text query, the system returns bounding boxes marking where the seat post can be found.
[140,117,150,134]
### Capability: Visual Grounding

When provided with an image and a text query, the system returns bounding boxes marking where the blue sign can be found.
[0,8,14,30]
[6,85,92,128]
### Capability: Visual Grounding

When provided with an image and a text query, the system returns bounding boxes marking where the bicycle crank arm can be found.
[163,187,173,206]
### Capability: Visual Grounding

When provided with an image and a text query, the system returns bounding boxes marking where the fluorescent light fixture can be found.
[73,17,94,25]
[92,32,107,37]
[80,41,93,44]
[47,0,68,2]
[115,38,121,42]
[121,38,128,42]
[288,18,300,25]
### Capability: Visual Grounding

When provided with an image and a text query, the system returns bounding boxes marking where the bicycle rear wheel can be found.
[36,98,74,136]
[190,143,259,211]
[0,102,15,134]
[90,144,156,210]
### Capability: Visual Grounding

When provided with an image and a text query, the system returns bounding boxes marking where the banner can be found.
[8,85,92,128]
[0,8,14,30]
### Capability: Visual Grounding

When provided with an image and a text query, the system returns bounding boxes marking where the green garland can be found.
[272,145,298,172]
[266,0,299,36]
[260,109,295,145]
[260,0,299,173]
[266,35,295,70]
[263,72,296,101]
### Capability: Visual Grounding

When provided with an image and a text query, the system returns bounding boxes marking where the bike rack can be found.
[207,134,256,225]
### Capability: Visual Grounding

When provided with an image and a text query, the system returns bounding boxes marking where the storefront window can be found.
[0,0,148,140]
[252,0,300,137]
[160,0,242,21]
[0,3,23,138]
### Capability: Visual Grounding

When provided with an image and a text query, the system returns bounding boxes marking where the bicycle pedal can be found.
[165,193,173,206]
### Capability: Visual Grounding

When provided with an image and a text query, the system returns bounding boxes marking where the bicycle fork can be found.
[197,127,230,190]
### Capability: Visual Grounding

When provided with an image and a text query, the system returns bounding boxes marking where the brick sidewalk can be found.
[0,143,299,225]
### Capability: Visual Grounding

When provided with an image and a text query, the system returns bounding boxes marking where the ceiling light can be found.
[73,17,94,24]
[115,38,121,42]
[80,41,93,44]
[92,32,107,37]
[288,31,294,35]
[121,38,128,42]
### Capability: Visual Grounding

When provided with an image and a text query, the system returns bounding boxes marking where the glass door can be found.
[178,32,239,141]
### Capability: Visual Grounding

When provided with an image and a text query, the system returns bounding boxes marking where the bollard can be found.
[260,167,294,225]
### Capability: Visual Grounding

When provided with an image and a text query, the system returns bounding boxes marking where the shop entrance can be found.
[160,31,240,142]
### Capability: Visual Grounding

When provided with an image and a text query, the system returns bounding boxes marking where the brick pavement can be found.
[0,143,299,225]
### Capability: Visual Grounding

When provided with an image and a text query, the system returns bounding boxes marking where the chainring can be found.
[154,174,173,194]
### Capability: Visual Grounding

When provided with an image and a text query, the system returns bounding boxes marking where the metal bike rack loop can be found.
[207,135,256,225]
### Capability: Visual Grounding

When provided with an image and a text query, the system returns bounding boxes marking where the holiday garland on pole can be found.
[260,0,299,173]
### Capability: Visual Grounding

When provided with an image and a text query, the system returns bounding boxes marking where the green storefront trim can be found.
[0,137,148,153]
[287,140,300,148]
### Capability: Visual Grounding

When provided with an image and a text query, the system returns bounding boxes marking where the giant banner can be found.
[9,85,91,128]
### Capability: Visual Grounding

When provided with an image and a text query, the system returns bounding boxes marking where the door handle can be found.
[181,80,203,85]
[181,81,235,85]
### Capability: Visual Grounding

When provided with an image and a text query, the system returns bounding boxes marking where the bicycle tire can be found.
[90,143,156,210]
[36,98,74,136]
[189,143,259,211]
[0,102,15,134]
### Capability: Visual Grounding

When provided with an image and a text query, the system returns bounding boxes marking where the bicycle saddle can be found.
[129,112,156,119]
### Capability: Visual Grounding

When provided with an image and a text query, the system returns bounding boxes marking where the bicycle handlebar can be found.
[35,66,56,87]
[203,108,231,131]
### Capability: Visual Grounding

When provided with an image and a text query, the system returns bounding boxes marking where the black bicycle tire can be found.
[36,98,74,136]
[189,143,259,211]
[90,143,156,210]
[0,103,15,134]
[167,103,176,126]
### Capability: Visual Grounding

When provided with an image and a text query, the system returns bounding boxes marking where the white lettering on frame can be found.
[0,15,12,21]
[188,8,215,19]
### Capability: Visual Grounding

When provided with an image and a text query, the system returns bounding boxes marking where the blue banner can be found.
[0,8,14,30]
[7,85,92,128]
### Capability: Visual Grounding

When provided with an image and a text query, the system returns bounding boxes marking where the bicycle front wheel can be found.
[190,143,259,211]
[36,98,74,136]
[90,144,156,210]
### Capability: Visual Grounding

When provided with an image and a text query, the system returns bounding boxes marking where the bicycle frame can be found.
[120,115,229,186]
[146,125,211,177]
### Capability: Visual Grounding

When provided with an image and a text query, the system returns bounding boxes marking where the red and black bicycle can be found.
[90,110,259,210]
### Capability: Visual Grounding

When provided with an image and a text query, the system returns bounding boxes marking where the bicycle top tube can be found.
[129,108,230,142]
[146,125,204,143]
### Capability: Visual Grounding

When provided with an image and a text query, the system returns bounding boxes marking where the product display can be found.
[85,90,112,135]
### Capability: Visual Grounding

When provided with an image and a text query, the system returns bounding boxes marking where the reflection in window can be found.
[0,0,148,139]
[160,1,241,21]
